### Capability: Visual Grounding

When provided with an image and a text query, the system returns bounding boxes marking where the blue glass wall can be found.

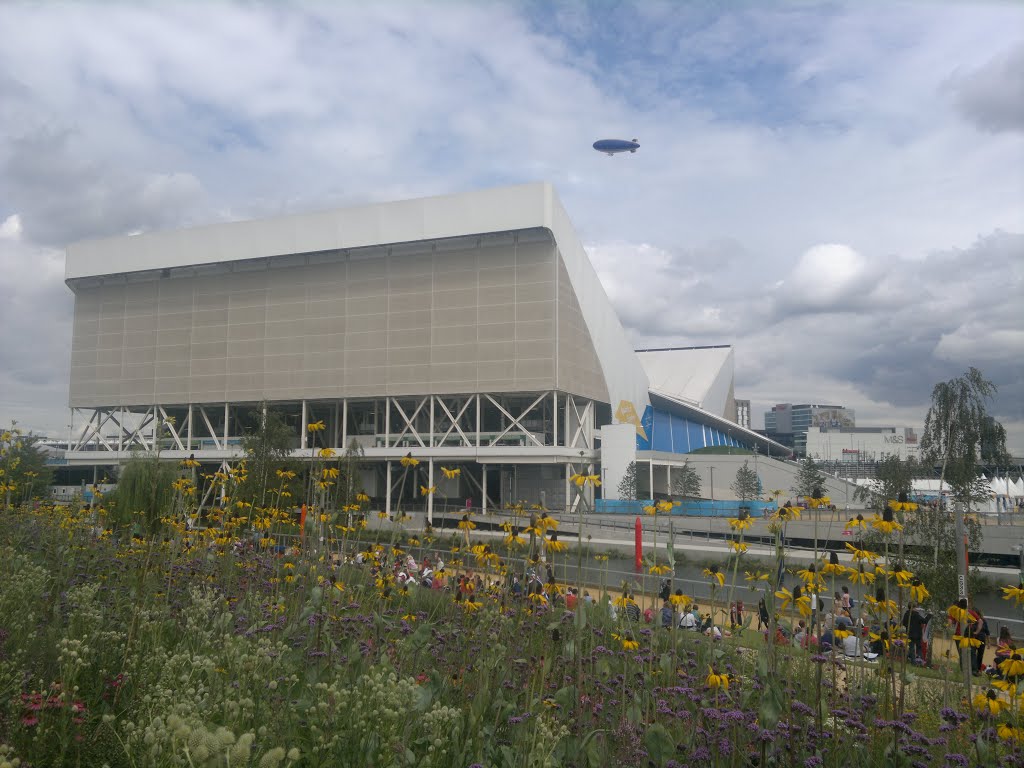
[648,408,750,454]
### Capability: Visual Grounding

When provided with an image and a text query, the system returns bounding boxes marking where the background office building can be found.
[764,403,855,455]
[804,425,920,463]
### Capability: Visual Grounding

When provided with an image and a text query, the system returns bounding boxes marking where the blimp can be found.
[593,138,639,155]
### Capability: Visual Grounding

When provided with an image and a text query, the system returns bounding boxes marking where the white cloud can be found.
[0,1,1021,453]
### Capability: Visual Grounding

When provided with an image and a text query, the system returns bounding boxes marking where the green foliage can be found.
[105,456,177,535]
[617,460,638,501]
[336,439,366,508]
[671,462,702,500]
[792,456,825,498]
[0,503,1004,768]
[921,367,1002,469]
[0,423,54,506]
[853,455,922,511]
[730,460,759,503]
[901,502,983,609]
[238,405,297,507]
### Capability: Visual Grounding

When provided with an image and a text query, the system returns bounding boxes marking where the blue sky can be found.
[0,0,1021,450]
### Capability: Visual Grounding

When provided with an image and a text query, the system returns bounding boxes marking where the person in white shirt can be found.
[842,632,860,657]
[680,608,698,630]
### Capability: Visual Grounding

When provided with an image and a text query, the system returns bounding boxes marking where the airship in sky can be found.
[593,138,639,155]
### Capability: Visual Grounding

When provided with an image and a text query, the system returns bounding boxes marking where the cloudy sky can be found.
[1,1,1022,451]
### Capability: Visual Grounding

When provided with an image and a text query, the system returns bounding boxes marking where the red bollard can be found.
[635,516,643,573]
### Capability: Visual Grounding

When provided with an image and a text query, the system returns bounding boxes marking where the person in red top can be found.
[565,588,578,610]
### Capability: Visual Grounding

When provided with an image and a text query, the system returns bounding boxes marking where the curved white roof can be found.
[637,346,734,417]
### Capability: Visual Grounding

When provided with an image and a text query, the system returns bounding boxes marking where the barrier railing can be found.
[595,499,778,517]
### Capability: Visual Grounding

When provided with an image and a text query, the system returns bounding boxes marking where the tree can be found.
[792,457,826,499]
[104,456,177,535]
[237,405,296,508]
[672,462,702,500]
[0,424,54,507]
[337,438,366,509]
[730,460,760,507]
[920,366,1007,693]
[853,454,921,511]
[617,461,638,501]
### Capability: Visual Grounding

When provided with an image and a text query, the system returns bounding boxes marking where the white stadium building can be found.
[63,182,840,517]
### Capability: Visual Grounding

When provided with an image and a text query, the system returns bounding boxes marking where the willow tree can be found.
[921,367,1007,694]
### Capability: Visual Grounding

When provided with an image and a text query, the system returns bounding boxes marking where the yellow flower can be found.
[846,514,867,529]
[420,485,437,496]
[833,628,852,641]
[776,587,811,617]
[703,566,725,588]
[613,595,637,608]
[821,559,847,577]
[536,514,558,531]
[656,499,677,513]
[180,456,201,468]
[849,564,876,585]
[997,723,1023,743]
[355,492,370,503]
[1000,655,1024,678]
[1003,585,1024,606]
[610,632,639,651]
[400,453,420,468]
[462,600,483,612]
[401,613,417,622]
[909,579,929,603]
[642,504,658,516]
[440,466,461,479]
[545,532,567,553]
[728,540,749,554]
[727,517,753,531]
[318,447,336,458]
[528,592,548,605]
[948,604,969,624]
[594,554,609,562]
[974,689,1008,716]
[992,678,1018,695]
[775,505,802,521]
[870,510,903,535]
[888,499,918,513]
[669,593,690,607]
[889,564,914,587]
[806,496,831,509]
[745,571,771,583]
[706,667,729,690]
[845,542,878,563]
[457,516,476,531]
[307,420,326,433]
[868,631,890,651]
[796,566,820,586]
[953,634,983,649]
[322,467,340,480]
[649,563,673,575]
[569,473,601,487]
